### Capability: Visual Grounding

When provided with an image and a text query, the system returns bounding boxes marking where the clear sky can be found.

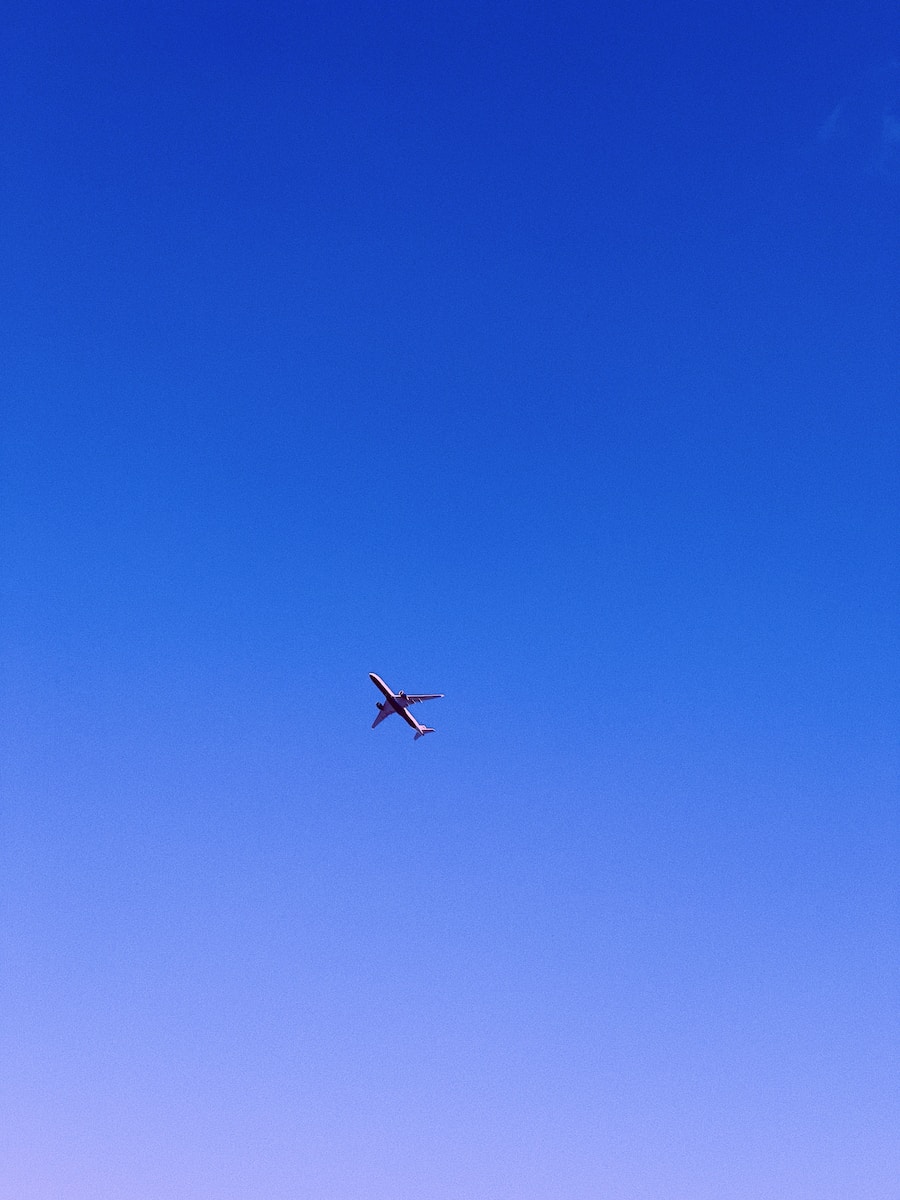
[2,4,898,1198]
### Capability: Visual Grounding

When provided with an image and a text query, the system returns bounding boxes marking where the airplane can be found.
[369,672,444,740]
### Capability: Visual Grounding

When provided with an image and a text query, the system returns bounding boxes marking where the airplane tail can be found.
[414,727,435,740]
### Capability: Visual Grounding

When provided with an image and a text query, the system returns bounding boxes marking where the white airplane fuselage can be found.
[369,673,442,740]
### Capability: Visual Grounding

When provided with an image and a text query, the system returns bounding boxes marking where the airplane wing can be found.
[372,704,394,728]
[406,694,444,704]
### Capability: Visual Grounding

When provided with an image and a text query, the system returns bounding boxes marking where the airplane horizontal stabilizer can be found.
[414,727,435,740]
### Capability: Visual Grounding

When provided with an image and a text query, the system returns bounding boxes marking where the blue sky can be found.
[2,4,898,1198]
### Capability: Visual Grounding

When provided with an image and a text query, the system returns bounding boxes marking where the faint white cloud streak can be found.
[815,60,900,179]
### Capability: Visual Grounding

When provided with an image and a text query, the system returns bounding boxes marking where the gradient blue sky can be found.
[2,4,898,1198]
